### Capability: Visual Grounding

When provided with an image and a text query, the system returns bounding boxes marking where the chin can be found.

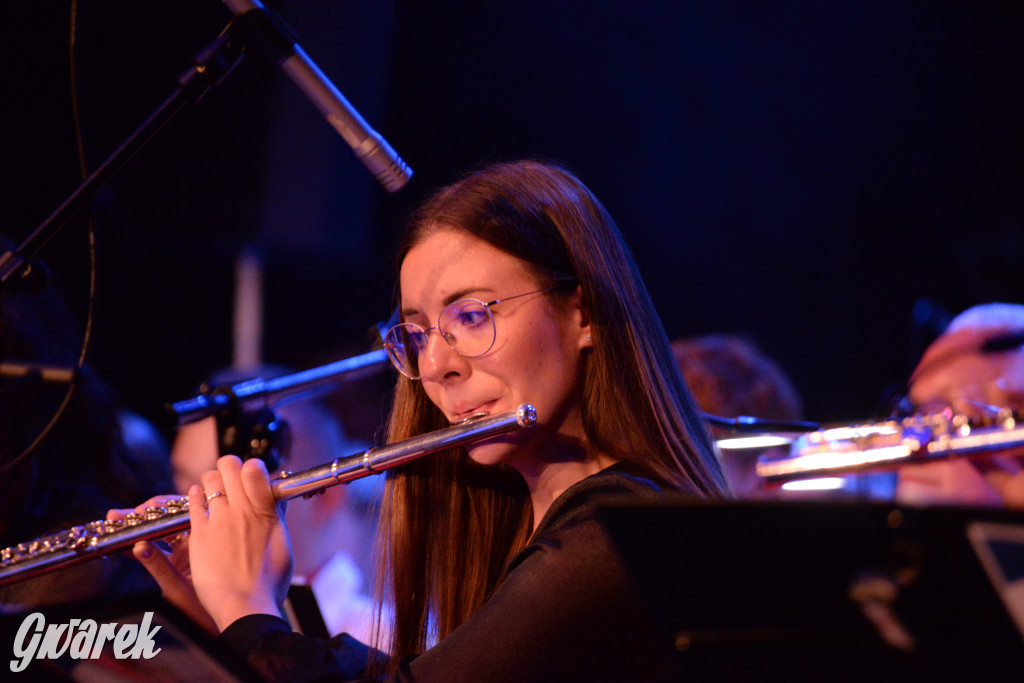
[465,437,517,467]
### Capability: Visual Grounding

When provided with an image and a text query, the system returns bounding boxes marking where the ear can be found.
[567,285,592,350]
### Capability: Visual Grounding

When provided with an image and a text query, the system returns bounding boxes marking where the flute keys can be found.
[68,528,89,551]
[144,506,168,521]
[124,512,146,527]
[85,520,110,535]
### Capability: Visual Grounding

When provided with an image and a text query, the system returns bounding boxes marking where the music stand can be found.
[599,500,1024,681]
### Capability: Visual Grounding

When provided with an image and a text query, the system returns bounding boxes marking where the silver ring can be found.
[205,490,226,503]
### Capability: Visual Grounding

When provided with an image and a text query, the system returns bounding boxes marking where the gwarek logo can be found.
[10,611,162,673]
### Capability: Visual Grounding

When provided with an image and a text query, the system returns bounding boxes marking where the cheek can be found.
[514,324,582,402]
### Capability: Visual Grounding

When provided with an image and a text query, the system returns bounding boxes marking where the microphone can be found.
[223,0,412,192]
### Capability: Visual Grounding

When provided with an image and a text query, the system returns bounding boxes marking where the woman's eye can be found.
[455,309,487,327]
[409,331,429,349]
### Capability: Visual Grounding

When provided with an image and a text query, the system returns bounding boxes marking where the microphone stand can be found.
[168,349,391,471]
[169,348,391,426]
[702,412,820,433]
[0,16,404,470]
[0,24,246,295]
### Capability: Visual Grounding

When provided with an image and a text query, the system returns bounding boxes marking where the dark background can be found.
[3,1,1022,442]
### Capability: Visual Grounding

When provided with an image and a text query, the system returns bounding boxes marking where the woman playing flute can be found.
[125,159,727,681]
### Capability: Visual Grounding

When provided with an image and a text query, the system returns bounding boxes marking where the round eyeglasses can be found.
[383,285,560,379]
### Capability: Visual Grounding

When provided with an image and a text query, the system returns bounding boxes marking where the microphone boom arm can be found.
[169,348,390,425]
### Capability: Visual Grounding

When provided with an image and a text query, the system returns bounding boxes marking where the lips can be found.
[449,399,498,423]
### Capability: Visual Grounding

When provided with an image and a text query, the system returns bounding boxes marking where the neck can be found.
[509,439,618,532]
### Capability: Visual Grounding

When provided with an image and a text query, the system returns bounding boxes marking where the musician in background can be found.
[896,302,1024,508]
[0,250,170,611]
[120,159,727,681]
[672,334,804,425]
[672,334,804,496]
[167,366,380,643]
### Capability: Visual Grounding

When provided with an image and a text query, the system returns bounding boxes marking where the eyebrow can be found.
[401,286,497,317]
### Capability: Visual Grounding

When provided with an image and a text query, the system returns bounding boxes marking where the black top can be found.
[220,462,694,682]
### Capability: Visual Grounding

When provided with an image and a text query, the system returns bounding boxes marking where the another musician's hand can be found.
[982,456,1024,509]
[896,455,1024,509]
[187,455,294,632]
[1004,472,1024,508]
[896,460,1005,507]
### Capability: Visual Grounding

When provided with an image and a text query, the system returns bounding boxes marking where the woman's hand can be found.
[106,497,218,634]
[187,455,294,632]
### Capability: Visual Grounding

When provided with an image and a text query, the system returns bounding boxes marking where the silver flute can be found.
[755,409,1024,482]
[0,404,537,587]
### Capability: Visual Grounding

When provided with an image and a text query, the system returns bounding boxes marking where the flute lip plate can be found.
[455,404,537,427]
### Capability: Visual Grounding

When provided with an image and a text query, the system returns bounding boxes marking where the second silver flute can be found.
[0,404,537,587]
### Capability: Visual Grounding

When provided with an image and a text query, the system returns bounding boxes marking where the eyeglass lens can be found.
[384,299,497,378]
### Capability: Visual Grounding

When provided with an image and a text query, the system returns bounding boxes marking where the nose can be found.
[417,328,469,382]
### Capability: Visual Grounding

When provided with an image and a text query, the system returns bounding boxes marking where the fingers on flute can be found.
[107,494,176,521]
[133,540,217,635]
[215,455,248,505]
[200,467,229,511]
[134,541,187,593]
[106,507,132,522]
[239,457,277,512]
[188,485,208,530]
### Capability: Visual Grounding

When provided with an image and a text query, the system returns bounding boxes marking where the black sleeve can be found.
[219,614,382,682]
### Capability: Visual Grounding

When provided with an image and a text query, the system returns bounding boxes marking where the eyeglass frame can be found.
[383,283,570,380]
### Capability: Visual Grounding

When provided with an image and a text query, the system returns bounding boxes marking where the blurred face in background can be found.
[170,417,219,494]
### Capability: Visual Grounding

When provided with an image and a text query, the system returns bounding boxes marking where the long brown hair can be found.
[373,159,726,667]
